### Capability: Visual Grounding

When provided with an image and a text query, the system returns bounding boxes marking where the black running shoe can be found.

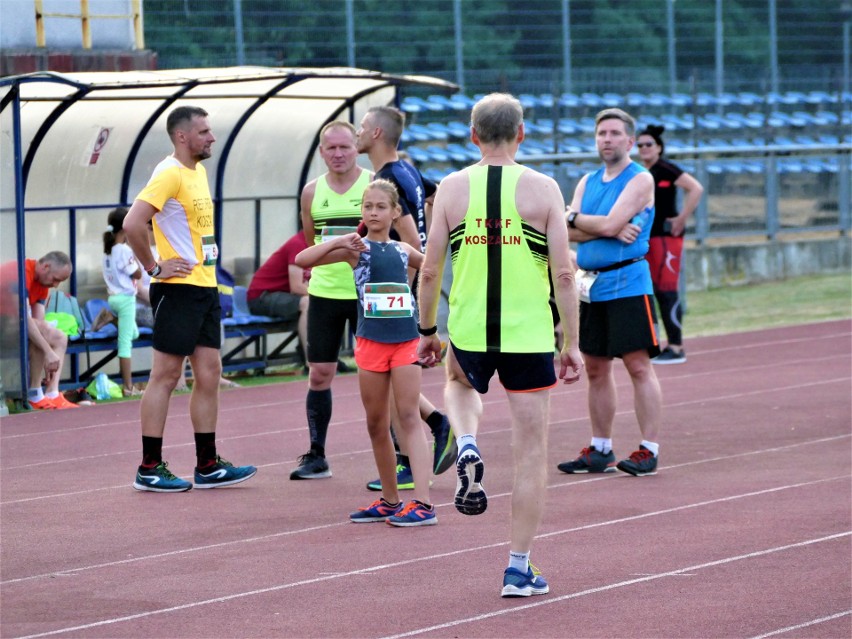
[432,414,457,475]
[289,451,331,480]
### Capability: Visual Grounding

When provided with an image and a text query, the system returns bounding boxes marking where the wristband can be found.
[567,211,579,229]
[147,263,162,278]
[417,324,438,336]
[144,261,157,273]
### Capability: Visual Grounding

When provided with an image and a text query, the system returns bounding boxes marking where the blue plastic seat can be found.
[424,145,451,163]
[559,93,581,109]
[82,299,118,339]
[406,146,431,164]
[231,286,277,324]
[557,118,579,135]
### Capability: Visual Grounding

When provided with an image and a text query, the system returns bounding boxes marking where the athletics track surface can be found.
[1,320,850,638]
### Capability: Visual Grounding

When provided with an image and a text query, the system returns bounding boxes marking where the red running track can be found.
[1,320,850,638]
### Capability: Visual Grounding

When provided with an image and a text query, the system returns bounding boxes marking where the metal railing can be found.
[34,0,144,50]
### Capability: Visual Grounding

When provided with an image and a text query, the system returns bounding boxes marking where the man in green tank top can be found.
[417,93,584,597]
[290,121,369,480]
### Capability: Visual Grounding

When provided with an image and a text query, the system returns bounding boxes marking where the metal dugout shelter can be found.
[0,67,457,402]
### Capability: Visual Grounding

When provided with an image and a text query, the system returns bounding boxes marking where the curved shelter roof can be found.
[0,66,456,398]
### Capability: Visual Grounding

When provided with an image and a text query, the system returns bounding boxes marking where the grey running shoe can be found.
[616,446,658,476]
[556,446,617,474]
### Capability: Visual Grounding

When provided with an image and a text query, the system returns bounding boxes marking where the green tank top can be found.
[447,164,553,353]
[306,170,370,299]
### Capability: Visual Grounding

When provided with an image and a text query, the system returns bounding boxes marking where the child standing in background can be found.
[296,179,436,527]
[102,207,143,396]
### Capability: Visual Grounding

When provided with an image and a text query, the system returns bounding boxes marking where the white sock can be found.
[45,391,60,399]
[508,550,530,572]
[456,434,476,455]
[28,388,44,402]
[591,437,612,454]
[641,440,659,456]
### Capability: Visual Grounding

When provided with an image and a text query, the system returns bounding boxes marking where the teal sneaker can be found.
[133,461,192,493]
[194,456,257,488]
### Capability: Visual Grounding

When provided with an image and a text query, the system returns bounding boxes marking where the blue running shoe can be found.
[455,443,487,516]
[501,564,550,598]
[366,463,414,492]
[194,456,257,488]
[387,500,438,527]
[432,415,457,475]
[350,498,403,523]
[133,461,192,493]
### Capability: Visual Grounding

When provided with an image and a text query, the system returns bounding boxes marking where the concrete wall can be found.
[684,236,852,291]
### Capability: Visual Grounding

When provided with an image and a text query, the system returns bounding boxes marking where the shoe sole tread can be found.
[455,452,487,516]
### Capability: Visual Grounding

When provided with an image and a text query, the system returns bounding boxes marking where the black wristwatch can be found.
[417,324,438,336]
[567,211,579,229]
[147,263,162,278]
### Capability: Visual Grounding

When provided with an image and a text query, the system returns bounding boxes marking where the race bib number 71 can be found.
[363,282,413,318]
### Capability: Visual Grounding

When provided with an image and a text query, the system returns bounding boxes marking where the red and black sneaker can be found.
[616,446,658,476]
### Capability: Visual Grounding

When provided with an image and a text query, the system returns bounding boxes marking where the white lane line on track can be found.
[380,532,852,639]
[2,357,848,471]
[2,335,847,441]
[748,610,852,639]
[2,472,847,588]
[12,531,851,639]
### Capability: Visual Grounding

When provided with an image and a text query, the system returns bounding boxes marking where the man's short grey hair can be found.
[470,93,523,144]
[39,251,72,269]
[595,108,636,136]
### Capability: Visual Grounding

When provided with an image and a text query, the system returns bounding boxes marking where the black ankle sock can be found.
[306,388,332,454]
[425,410,444,436]
[141,436,163,468]
[398,454,410,467]
[194,432,217,468]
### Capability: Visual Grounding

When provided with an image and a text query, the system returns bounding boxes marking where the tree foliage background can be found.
[143,0,848,95]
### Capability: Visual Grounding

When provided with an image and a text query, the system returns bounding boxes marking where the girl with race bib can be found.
[296,179,436,527]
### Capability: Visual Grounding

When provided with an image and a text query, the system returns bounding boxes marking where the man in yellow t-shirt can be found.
[124,105,256,493]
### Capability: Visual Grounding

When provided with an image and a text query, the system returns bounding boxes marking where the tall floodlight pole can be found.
[844,22,850,99]
[715,0,724,109]
[454,0,464,93]
[769,0,779,93]
[234,0,245,66]
[562,0,572,93]
[346,0,355,67]
[667,0,677,95]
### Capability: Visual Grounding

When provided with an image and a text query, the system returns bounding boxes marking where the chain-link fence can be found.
[143,0,849,97]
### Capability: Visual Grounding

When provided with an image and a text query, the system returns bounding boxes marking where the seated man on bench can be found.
[246,230,310,361]
[0,251,79,410]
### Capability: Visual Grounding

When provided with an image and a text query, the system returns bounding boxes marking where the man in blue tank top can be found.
[558,108,664,477]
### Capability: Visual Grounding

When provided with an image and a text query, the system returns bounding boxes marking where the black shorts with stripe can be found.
[579,294,661,359]
[450,343,557,394]
[150,283,221,356]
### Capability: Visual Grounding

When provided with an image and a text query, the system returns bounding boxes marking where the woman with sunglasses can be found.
[636,125,704,364]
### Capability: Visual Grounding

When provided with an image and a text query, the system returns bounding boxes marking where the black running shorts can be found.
[579,294,661,359]
[450,343,557,394]
[306,295,358,363]
[150,283,221,356]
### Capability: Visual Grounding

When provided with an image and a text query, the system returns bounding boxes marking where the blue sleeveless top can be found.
[578,162,654,301]
[353,240,418,343]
